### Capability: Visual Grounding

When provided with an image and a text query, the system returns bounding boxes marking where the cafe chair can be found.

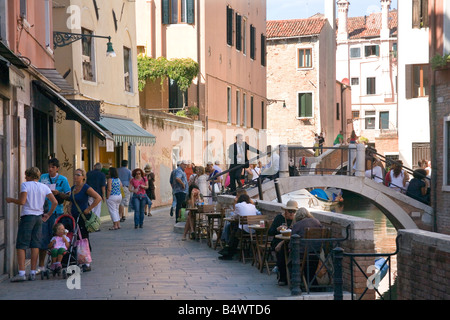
[299,227,332,293]
[236,215,253,264]
[247,215,268,267]
[210,208,225,249]
[258,220,277,275]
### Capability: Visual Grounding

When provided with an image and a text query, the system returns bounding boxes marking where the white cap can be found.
[182,160,189,165]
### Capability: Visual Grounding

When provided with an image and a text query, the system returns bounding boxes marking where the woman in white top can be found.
[365,159,384,183]
[233,194,258,233]
[389,161,409,192]
[6,167,58,282]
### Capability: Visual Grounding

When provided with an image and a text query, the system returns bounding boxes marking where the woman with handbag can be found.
[129,168,149,229]
[68,168,102,272]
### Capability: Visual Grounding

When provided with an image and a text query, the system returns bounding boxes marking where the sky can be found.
[267,0,398,21]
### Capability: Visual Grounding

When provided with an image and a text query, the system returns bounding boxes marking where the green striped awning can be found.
[96,116,156,146]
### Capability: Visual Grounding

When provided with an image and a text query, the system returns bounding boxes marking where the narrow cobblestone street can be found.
[0,206,292,300]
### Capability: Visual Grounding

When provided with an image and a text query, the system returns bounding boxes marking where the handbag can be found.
[72,191,101,233]
[76,228,92,265]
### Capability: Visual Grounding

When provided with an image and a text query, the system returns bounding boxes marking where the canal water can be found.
[335,191,398,297]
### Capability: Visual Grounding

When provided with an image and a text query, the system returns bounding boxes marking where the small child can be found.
[48,223,70,271]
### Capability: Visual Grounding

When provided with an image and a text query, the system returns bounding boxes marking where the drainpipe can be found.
[429,0,438,232]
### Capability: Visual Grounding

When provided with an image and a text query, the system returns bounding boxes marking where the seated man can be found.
[218,194,258,260]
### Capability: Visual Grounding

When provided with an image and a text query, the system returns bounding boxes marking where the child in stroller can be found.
[48,223,70,272]
[42,214,77,279]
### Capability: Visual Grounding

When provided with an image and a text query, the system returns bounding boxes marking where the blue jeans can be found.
[132,194,146,227]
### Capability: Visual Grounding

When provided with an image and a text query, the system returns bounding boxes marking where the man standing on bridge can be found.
[227,134,260,195]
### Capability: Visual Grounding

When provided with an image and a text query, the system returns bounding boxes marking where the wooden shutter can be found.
[299,93,312,117]
[421,0,429,28]
[260,34,266,66]
[412,0,420,28]
[405,65,413,99]
[250,24,256,60]
[236,13,242,51]
[187,0,195,24]
[162,0,170,24]
[227,6,234,46]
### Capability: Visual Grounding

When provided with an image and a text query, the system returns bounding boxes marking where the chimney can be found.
[380,0,391,40]
[337,0,350,42]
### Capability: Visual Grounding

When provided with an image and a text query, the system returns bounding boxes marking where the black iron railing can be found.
[290,225,350,296]
[333,234,401,300]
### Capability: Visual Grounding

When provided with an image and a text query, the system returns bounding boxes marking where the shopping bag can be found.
[76,229,92,264]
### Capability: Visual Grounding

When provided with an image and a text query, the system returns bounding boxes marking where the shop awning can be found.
[33,80,113,142]
[96,116,156,146]
[0,41,28,69]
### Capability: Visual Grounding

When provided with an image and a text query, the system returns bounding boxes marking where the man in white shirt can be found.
[260,145,280,181]
[6,167,58,282]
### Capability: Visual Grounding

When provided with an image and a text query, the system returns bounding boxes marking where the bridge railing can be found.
[287,145,354,176]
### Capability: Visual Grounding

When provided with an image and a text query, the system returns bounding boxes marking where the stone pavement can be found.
[0,206,297,300]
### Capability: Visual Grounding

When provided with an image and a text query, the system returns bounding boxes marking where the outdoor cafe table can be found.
[203,211,223,248]
[275,234,291,286]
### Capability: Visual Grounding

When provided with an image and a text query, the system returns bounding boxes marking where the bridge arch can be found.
[248,175,433,231]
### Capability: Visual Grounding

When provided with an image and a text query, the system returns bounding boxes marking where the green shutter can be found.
[299,93,312,117]
[187,0,195,24]
[162,0,169,24]
[227,6,234,46]
[236,14,242,50]
[306,93,312,117]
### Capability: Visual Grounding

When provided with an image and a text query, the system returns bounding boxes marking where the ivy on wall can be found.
[138,55,199,92]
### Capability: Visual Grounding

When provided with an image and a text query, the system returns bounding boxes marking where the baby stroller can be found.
[41,214,79,280]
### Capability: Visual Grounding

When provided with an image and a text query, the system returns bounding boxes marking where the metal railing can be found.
[290,225,350,296]
[333,234,401,300]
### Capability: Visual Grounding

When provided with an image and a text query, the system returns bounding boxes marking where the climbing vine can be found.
[138,55,199,92]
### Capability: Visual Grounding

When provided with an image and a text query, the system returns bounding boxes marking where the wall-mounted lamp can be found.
[267,99,286,108]
[53,31,116,57]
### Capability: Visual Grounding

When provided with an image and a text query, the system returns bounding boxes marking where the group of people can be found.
[364,152,431,205]
[214,192,322,287]
[6,158,156,282]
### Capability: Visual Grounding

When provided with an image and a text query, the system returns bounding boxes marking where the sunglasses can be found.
[74,173,83,177]
[287,210,296,214]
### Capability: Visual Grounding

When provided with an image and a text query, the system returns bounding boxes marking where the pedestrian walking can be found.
[144,163,156,216]
[169,161,181,218]
[129,168,150,228]
[117,160,132,222]
[174,160,189,223]
[106,167,123,230]
[86,163,106,222]
[6,167,58,281]
[37,158,71,275]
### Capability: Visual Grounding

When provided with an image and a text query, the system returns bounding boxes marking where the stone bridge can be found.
[247,144,434,231]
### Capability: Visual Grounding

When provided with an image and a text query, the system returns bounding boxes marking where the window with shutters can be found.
[226,6,234,46]
[412,0,429,29]
[236,90,241,125]
[297,92,313,118]
[379,111,390,130]
[298,48,312,68]
[250,25,256,60]
[242,18,247,55]
[227,87,232,124]
[350,47,361,58]
[365,45,379,57]
[261,34,266,66]
[261,101,265,129]
[444,117,450,187]
[123,46,133,92]
[81,28,96,82]
[242,93,247,127]
[366,77,376,95]
[235,13,242,51]
[412,64,429,98]
[162,0,195,25]
[250,96,254,127]
[365,111,376,129]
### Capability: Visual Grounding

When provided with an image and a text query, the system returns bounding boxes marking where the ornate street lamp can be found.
[53,31,116,57]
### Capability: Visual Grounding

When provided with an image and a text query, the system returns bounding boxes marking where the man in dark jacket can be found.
[227,134,260,195]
